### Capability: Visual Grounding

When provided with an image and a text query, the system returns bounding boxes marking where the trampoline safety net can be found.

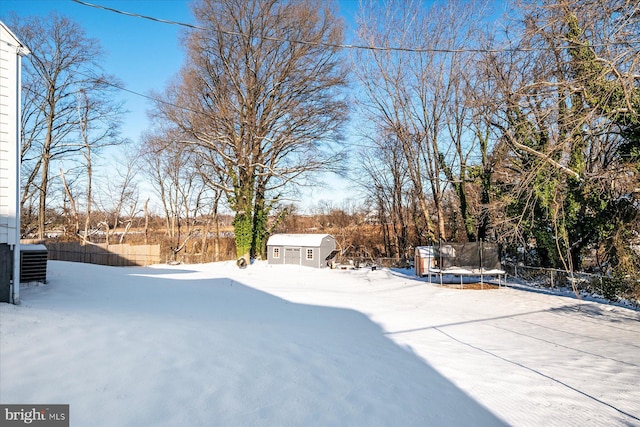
[434,242,501,270]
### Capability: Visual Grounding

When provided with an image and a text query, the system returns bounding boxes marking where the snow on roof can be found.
[266,233,332,247]
[415,246,435,257]
[20,244,47,252]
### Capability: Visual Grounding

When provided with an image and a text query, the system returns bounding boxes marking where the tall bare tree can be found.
[95,148,140,246]
[358,132,412,258]
[354,0,488,242]
[141,131,222,260]
[149,0,348,262]
[10,13,125,239]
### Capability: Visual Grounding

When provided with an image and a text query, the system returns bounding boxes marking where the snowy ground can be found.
[1,260,639,426]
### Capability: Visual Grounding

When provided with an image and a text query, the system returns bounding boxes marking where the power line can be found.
[71,69,205,117]
[70,70,492,181]
[66,0,640,151]
[72,0,204,30]
[71,0,640,54]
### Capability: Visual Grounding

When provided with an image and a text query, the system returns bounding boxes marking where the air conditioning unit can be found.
[20,244,48,283]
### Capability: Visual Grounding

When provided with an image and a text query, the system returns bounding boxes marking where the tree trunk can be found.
[38,150,49,240]
[234,210,252,261]
[59,168,79,237]
[83,147,92,244]
[144,198,150,245]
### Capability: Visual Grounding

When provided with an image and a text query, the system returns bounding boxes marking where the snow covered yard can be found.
[1,261,639,426]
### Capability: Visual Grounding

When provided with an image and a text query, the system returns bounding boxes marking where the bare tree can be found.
[141,132,220,261]
[95,149,140,246]
[59,166,81,237]
[10,13,126,239]
[357,133,412,258]
[354,0,489,242]
[143,134,194,241]
[148,0,348,262]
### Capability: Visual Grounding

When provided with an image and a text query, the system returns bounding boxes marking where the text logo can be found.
[1,405,69,426]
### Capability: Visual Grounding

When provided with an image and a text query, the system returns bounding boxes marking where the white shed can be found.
[414,246,436,277]
[0,21,29,304]
[266,234,336,268]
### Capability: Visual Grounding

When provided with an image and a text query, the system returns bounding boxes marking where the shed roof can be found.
[266,234,333,247]
[415,246,435,257]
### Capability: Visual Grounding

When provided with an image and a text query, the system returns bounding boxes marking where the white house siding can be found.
[0,21,29,303]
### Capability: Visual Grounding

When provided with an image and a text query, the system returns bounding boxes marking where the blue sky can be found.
[0,0,361,146]
[2,0,197,144]
[0,1,510,211]
[1,0,362,209]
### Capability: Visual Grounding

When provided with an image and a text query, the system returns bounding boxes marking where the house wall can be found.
[0,24,20,247]
[0,22,28,303]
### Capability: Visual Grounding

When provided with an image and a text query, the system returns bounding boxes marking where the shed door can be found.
[285,247,301,265]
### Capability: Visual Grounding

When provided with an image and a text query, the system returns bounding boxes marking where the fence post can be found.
[599,275,604,295]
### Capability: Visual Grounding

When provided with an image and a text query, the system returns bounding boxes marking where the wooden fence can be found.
[169,251,237,265]
[45,242,161,267]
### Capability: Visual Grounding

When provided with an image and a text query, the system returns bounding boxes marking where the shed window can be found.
[273,247,280,259]
[306,248,314,260]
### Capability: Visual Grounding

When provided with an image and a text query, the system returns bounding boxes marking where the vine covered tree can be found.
[486,0,639,278]
[149,0,348,263]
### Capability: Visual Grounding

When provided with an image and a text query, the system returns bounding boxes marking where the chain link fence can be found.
[503,262,639,307]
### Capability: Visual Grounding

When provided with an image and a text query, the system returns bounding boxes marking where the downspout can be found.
[12,43,29,304]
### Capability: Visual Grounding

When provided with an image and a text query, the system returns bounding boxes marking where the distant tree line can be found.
[7,0,639,282]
